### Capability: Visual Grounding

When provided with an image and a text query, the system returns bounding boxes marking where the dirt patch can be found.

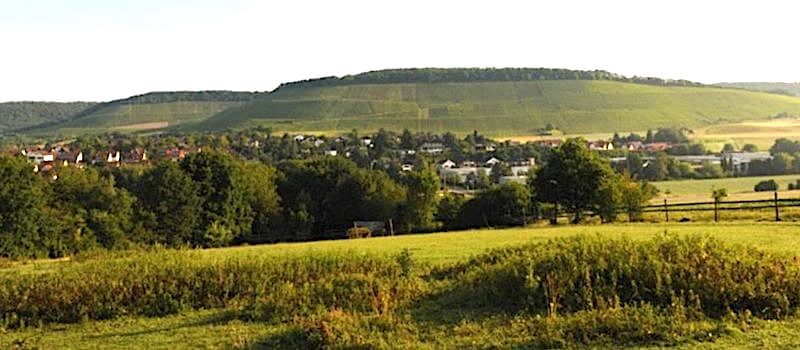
[112,122,170,131]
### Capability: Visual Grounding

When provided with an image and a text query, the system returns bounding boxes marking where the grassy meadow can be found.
[651,174,800,201]
[5,222,800,349]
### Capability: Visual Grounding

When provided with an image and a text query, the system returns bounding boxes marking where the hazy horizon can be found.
[2,0,799,102]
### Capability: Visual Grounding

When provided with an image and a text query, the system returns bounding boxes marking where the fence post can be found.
[550,203,558,225]
[714,197,719,222]
[663,199,669,222]
[774,192,780,222]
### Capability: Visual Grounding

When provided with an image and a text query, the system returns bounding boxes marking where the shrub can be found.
[441,235,800,319]
[754,180,779,192]
[0,250,423,328]
[346,227,371,239]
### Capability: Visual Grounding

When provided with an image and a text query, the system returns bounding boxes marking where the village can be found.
[2,128,776,185]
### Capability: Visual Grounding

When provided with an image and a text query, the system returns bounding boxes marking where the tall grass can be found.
[0,250,424,328]
[441,235,800,319]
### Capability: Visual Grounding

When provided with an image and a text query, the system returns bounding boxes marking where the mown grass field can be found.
[652,174,800,199]
[191,80,800,137]
[4,222,800,349]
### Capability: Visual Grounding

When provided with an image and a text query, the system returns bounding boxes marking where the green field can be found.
[5,222,800,349]
[652,174,800,196]
[191,80,800,137]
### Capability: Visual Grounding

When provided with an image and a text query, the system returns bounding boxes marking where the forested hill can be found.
[715,82,800,97]
[276,68,704,91]
[0,101,97,133]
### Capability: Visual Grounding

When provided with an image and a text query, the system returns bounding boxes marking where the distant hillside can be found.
[715,82,800,97]
[16,70,800,138]
[29,91,265,135]
[0,102,96,133]
[194,77,800,136]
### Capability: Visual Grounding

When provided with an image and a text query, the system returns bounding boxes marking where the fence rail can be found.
[639,192,791,222]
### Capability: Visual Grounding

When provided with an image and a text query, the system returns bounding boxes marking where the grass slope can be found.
[4,222,800,349]
[194,80,800,136]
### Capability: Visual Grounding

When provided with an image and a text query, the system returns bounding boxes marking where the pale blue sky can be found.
[1,0,799,102]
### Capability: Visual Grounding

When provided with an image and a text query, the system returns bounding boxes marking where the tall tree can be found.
[49,166,134,249]
[180,152,251,246]
[135,162,202,246]
[0,156,49,258]
[533,138,615,223]
[398,164,440,232]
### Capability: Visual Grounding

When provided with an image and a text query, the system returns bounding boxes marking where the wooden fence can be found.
[545,192,800,223]
[641,192,800,222]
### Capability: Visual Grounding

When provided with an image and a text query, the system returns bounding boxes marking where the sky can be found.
[1,0,799,102]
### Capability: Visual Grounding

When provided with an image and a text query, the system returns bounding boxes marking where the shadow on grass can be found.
[82,309,243,340]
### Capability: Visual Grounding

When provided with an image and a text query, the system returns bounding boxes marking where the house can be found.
[293,135,306,142]
[485,157,502,167]
[673,155,721,167]
[124,149,148,163]
[164,148,188,161]
[398,149,416,156]
[723,152,773,175]
[420,142,445,154]
[535,139,563,148]
[94,151,121,166]
[644,142,672,152]
[324,149,338,156]
[588,140,614,151]
[474,143,496,152]
[24,148,55,165]
[624,141,644,151]
[511,158,536,167]
[56,150,83,167]
[440,159,456,169]
[460,160,477,168]
[361,137,372,146]
[401,164,414,172]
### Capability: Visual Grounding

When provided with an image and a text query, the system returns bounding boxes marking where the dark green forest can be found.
[276,67,704,90]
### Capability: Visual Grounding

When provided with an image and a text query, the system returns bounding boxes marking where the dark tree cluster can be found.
[0,102,97,132]
[276,68,703,90]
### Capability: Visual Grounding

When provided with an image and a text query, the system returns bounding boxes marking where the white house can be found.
[485,157,501,166]
[421,142,445,154]
[440,159,456,169]
[588,140,614,151]
[401,164,414,171]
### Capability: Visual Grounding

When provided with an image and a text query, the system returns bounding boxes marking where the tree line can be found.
[276,68,704,91]
[0,138,654,259]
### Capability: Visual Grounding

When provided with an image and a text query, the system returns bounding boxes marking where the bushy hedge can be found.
[0,250,423,328]
[754,179,779,192]
[441,235,800,319]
